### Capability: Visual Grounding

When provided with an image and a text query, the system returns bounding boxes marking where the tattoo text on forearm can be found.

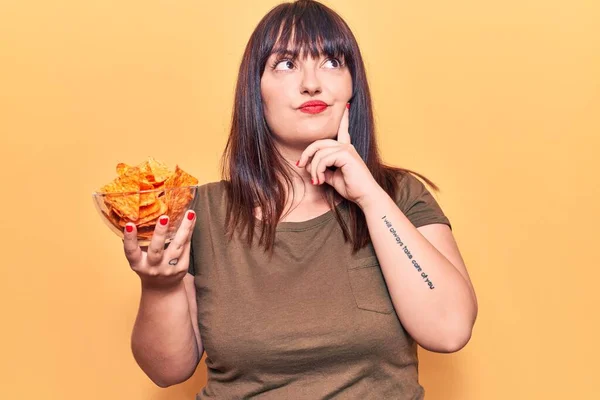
[382,216,435,289]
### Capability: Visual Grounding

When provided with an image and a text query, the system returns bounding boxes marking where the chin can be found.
[298,125,336,140]
[296,132,333,144]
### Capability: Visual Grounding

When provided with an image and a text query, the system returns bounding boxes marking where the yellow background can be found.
[1,0,598,399]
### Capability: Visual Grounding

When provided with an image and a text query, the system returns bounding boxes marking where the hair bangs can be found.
[261,1,355,70]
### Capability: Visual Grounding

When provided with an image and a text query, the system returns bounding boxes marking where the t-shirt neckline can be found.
[254,201,347,232]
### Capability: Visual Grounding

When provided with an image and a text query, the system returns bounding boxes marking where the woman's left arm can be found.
[359,188,478,353]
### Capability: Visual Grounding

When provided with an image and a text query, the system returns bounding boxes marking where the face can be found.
[260,49,352,149]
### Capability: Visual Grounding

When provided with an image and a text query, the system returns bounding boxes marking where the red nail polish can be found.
[187,211,195,221]
[159,217,168,226]
[316,178,320,184]
[311,178,315,185]
[295,160,299,166]
[346,103,350,109]
[125,225,133,233]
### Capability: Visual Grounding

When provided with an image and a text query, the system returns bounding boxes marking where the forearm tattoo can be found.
[382,216,435,289]
[168,258,179,266]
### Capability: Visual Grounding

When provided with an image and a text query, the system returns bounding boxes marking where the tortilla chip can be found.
[116,163,131,176]
[99,166,140,221]
[138,198,161,219]
[139,192,156,207]
[137,161,155,185]
[137,198,168,225]
[114,162,158,207]
[164,165,198,188]
[147,157,172,184]
[163,166,198,222]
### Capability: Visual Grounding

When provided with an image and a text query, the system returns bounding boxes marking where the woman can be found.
[126,0,478,398]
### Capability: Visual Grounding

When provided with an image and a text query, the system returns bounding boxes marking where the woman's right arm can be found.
[125,210,204,388]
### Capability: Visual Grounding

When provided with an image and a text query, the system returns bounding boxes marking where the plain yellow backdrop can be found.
[1,0,598,399]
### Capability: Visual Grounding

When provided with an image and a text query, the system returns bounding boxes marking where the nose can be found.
[300,66,322,96]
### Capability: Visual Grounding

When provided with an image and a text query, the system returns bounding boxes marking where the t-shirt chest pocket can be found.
[347,256,395,314]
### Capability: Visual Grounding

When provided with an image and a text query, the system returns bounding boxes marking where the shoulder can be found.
[198,180,229,201]
[193,180,230,216]
[392,170,429,205]
[390,170,452,230]
[198,179,228,192]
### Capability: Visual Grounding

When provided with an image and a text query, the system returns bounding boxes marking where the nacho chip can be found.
[115,162,155,200]
[139,192,157,207]
[116,163,131,176]
[137,161,155,185]
[115,161,159,207]
[147,157,172,184]
[100,166,140,221]
[138,198,161,219]
[138,220,159,229]
[164,165,198,188]
[164,166,198,221]
[136,164,158,207]
[137,198,168,225]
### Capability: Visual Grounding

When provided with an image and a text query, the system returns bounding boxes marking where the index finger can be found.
[337,105,351,144]
[123,223,143,266]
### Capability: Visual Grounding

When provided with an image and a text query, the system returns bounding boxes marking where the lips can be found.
[299,100,328,114]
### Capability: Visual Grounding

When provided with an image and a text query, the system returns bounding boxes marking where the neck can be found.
[276,146,328,205]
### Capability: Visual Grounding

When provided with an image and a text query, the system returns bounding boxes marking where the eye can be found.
[273,59,295,71]
[323,58,343,69]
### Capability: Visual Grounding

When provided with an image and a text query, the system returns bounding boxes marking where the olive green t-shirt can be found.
[188,172,451,399]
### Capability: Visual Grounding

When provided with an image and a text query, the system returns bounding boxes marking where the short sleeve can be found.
[395,172,452,230]
[185,180,226,277]
[188,240,196,276]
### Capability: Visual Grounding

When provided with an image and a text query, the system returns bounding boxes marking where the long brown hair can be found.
[222,0,439,253]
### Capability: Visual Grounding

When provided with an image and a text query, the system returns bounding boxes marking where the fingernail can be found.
[295,160,299,167]
[346,103,350,109]
[125,224,133,233]
[187,211,195,221]
[311,178,315,185]
[159,216,168,226]
[316,178,320,184]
